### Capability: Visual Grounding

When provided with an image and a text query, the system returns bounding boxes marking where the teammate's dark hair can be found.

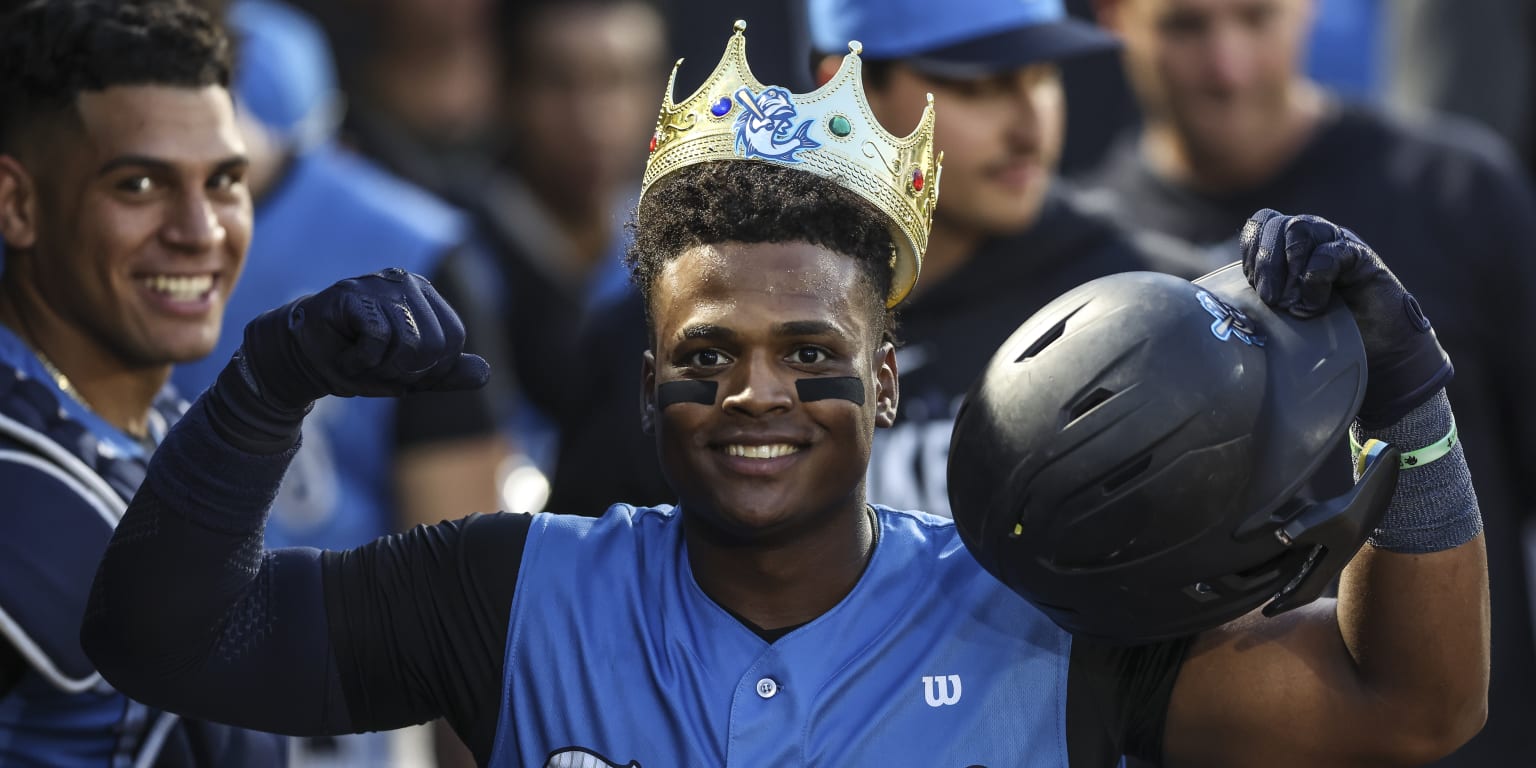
[0,0,232,153]
[627,161,899,343]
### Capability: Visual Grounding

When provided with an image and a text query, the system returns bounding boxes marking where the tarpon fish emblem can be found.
[732,85,820,163]
[1196,289,1265,347]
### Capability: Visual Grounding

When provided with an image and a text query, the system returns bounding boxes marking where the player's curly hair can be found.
[628,161,899,342]
[0,0,232,153]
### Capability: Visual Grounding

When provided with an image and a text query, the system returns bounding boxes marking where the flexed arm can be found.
[81,269,490,735]
[1163,213,1488,766]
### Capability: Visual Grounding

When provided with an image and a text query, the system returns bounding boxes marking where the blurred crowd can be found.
[4,0,1536,765]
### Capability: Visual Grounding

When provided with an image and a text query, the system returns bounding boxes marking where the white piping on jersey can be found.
[132,711,181,768]
[0,430,129,693]
[0,411,129,523]
[0,449,122,529]
[0,603,102,693]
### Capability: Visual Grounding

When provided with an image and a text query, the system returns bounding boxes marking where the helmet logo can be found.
[1196,290,1265,347]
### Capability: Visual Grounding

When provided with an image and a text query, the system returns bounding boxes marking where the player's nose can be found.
[720,352,794,417]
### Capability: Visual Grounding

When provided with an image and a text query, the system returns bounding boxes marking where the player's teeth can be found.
[725,444,799,459]
[140,274,213,301]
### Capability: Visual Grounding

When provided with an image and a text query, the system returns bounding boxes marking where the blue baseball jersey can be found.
[492,504,1075,767]
[0,325,287,766]
[171,141,467,551]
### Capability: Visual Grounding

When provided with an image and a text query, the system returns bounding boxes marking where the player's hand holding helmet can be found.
[1240,209,1453,428]
[236,267,490,410]
[949,213,1405,644]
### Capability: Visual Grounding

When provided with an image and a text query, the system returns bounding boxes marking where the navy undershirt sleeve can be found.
[323,511,531,764]
[81,395,351,736]
[81,391,534,760]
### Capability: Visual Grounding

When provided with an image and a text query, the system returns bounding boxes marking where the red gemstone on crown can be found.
[912,169,925,192]
[649,134,659,153]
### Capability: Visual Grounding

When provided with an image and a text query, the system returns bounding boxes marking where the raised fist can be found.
[1240,209,1452,428]
[236,267,490,409]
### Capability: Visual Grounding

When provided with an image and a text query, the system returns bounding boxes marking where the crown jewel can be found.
[641,20,942,308]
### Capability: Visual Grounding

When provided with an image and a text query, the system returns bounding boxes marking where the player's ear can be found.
[640,349,658,435]
[874,337,899,428]
[0,155,40,249]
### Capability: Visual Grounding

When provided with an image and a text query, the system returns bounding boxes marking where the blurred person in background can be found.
[456,0,670,479]
[303,0,501,192]
[543,0,1215,517]
[1386,0,1534,173]
[299,0,668,479]
[1087,0,1536,762]
[172,1,509,765]
[0,0,287,763]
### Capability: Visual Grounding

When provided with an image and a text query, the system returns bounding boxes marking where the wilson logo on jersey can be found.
[922,674,963,707]
[544,747,641,768]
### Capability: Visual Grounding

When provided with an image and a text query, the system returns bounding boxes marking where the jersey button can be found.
[755,677,779,699]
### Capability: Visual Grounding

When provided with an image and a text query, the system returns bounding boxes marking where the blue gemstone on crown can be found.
[711,97,732,117]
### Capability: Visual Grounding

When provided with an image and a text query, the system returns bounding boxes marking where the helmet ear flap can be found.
[1262,444,1400,617]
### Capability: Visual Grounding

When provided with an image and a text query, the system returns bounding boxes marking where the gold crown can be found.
[641,20,942,308]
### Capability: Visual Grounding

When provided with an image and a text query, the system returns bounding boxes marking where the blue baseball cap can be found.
[229,0,343,152]
[807,0,1118,77]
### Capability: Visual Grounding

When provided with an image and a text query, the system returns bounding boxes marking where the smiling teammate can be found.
[0,1,287,764]
[81,21,1487,767]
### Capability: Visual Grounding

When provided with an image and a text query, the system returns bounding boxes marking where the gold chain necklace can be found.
[31,345,156,449]
[31,345,95,413]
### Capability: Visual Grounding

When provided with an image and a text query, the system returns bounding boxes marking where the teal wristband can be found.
[1350,417,1457,470]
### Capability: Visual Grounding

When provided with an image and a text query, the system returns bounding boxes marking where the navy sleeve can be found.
[323,511,531,763]
[82,391,533,756]
[80,395,354,736]
[0,452,119,693]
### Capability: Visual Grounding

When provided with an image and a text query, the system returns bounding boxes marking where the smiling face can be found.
[863,62,1065,236]
[0,84,251,368]
[642,241,899,542]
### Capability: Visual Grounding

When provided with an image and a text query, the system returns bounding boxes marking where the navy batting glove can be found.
[237,267,490,409]
[1240,209,1453,429]
[205,268,489,453]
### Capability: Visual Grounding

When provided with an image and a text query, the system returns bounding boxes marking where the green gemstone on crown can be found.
[828,115,852,137]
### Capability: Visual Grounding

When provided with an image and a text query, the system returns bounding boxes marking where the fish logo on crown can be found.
[640,20,942,308]
[733,86,821,162]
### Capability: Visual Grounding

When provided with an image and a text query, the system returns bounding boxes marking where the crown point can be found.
[849,40,863,56]
[926,92,935,105]
[733,19,747,33]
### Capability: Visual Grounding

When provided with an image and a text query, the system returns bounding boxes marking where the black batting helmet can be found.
[947,264,1400,644]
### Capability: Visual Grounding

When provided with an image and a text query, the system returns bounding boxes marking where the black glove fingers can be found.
[1274,216,1340,306]
[1292,243,1345,318]
[1239,208,1285,281]
[381,297,442,382]
[431,353,492,392]
[1249,213,1293,305]
[412,281,473,389]
[335,293,392,380]
[239,267,492,403]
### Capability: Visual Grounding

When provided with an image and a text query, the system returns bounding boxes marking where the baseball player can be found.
[82,21,1487,767]
[0,0,287,763]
